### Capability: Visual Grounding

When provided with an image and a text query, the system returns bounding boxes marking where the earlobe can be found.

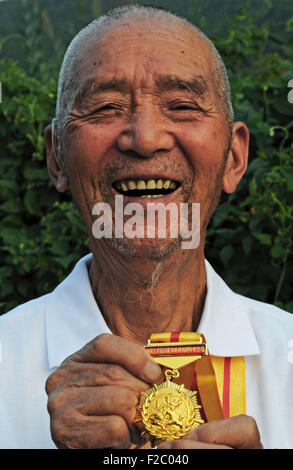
[44,122,69,193]
[222,122,249,194]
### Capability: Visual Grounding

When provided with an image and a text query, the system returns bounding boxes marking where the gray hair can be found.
[55,4,234,138]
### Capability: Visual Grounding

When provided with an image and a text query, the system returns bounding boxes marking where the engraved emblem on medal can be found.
[134,369,204,446]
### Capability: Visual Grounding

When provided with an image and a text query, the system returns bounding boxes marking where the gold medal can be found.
[133,332,225,448]
[134,368,204,447]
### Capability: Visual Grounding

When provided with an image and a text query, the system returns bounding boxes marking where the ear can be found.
[222,122,249,194]
[44,122,69,192]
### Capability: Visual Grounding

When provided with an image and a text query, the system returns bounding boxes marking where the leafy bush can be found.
[0,2,292,314]
[206,8,293,311]
[0,60,89,313]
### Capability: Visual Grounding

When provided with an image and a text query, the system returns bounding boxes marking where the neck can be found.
[89,240,207,346]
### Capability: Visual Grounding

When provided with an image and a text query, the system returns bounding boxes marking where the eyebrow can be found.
[79,78,132,99]
[155,75,208,98]
[78,74,208,101]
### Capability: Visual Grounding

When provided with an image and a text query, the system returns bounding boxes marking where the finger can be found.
[158,439,232,449]
[64,334,162,384]
[184,415,263,449]
[52,413,131,449]
[48,385,138,423]
[46,362,150,395]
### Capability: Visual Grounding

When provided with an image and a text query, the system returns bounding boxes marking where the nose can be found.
[116,105,174,158]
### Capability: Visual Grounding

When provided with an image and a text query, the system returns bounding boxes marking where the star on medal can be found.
[134,368,204,447]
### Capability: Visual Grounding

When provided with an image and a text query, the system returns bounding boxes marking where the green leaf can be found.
[253,233,272,246]
[249,178,258,196]
[242,236,253,254]
[219,245,234,264]
[271,245,286,259]
[1,227,25,246]
[23,166,49,181]
[24,189,40,215]
[0,281,14,298]
[0,215,22,228]
[0,198,21,214]
[0,179,18,198]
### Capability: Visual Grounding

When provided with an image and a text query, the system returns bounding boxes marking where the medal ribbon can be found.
[148,332,246,418]
[149,332,224,422]
[211,355,246,418]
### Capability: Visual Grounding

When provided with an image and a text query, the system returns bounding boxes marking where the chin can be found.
[105,236,183,260]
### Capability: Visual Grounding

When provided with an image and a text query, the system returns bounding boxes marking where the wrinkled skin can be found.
[44,18,255,449]
[158,414,263,449]
[45,334,162,448]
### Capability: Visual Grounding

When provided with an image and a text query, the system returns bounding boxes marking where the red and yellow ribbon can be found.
[211,356,246,418]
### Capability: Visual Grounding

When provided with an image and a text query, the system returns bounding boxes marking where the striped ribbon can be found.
[211,356,246,418]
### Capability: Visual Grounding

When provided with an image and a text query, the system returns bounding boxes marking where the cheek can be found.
[180,125,226,177]
[62,125,114,178]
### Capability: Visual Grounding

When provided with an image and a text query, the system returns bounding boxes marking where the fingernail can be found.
[143,361,162,382]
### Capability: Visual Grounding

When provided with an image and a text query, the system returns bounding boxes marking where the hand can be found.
[158,415,263,449]
[45,333,162,449]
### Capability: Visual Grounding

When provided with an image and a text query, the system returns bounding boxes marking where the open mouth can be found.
[113,178,181,198]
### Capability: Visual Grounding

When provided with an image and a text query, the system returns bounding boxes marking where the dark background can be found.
[0,0,292,315]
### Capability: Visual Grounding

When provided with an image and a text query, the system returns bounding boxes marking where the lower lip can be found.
[112,188,181,207]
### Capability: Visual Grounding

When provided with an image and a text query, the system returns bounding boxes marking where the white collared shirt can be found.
[0,254,293,449]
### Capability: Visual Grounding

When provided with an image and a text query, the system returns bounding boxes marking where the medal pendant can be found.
[134,369,204,447]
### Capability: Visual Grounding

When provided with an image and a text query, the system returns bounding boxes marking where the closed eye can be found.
[95,104,120,111]
[170,102,202,111]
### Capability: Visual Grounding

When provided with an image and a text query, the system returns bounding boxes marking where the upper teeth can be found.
[115,179,177,191]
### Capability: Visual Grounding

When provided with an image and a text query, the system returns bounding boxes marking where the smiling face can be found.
[51,18,241,259]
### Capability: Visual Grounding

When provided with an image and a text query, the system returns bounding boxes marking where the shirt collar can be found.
[198,259,260,357]
[45,254,260,368]
[45,254,112,369]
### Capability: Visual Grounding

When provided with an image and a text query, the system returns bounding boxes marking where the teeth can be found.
[127,180,136,190]
[115,178,178,194]
[141,194,164,198]
[137,180,147,190]
[146,179,156,189]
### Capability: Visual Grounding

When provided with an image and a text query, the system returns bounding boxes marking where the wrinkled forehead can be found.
[76,18,214,92]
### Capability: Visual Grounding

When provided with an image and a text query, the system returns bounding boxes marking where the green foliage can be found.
[0,60,89,313]
[0,1,292,314]
[206,6,293,312]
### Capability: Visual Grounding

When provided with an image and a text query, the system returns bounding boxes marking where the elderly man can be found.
[0,5,292,450]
